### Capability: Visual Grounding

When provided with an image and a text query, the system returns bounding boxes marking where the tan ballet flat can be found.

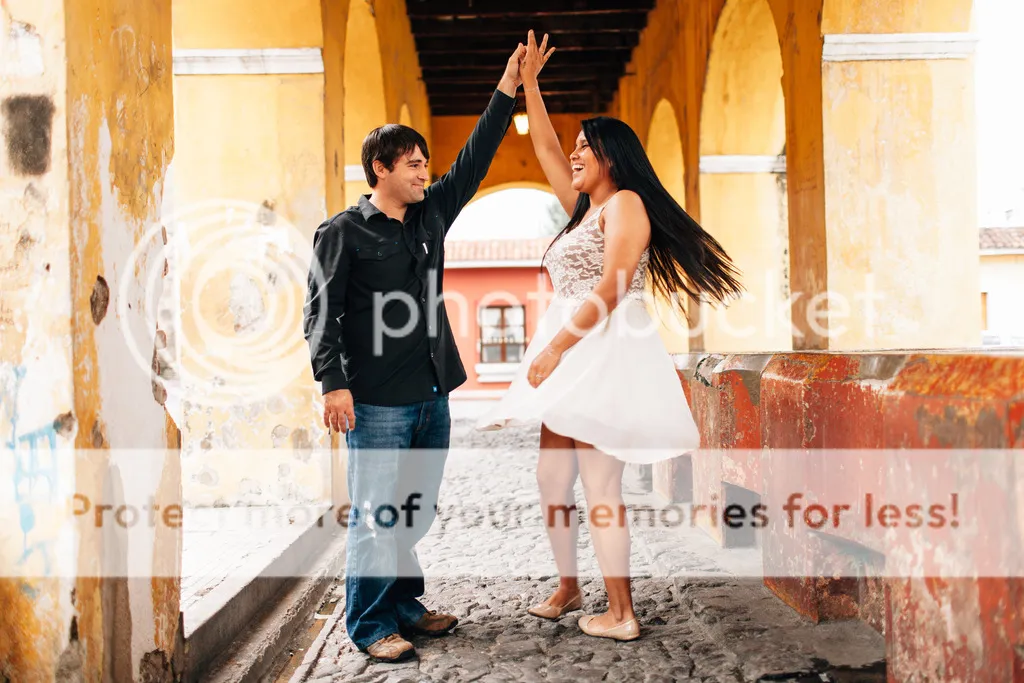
[527,592,583,620]
[577,614,641,641]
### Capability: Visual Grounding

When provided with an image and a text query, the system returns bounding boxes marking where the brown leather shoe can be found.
[408,610,458,636]
[365,633,415,662]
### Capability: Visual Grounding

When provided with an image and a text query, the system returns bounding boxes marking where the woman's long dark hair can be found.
[543,116,743,310]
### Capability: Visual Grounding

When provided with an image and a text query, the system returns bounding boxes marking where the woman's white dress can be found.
[474,206,700,464]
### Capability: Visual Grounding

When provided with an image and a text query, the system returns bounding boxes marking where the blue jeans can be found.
[343,397,450,651]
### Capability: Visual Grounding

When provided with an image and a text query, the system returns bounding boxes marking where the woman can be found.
[476,31,743,641]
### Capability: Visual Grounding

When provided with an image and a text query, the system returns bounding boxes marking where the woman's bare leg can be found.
[535,424,581,606]
[577,441,636,628]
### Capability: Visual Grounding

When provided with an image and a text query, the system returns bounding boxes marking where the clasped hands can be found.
[504,30,557,90]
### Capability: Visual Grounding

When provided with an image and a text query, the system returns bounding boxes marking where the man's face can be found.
[376,146,429,205]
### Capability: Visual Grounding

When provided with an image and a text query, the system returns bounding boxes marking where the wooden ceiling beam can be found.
[415,32,638,54]
[418,48,631,67]
[410,12,648,36]
[407,0,655,17]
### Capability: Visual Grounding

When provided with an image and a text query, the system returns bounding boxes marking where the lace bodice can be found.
[544,207,650,302]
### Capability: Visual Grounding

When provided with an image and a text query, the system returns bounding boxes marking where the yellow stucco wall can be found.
[172,0,332,506]
[821,0,978,350]
[172,0,325,49]
[343,0,387,206]
[822,0,973,33]
[647,99,686,210]
[342,0,433,209]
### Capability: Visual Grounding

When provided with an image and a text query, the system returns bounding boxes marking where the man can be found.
[303,43,547,662]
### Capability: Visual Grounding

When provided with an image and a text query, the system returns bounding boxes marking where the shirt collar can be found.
[357,194,422,224]
[357,195,384,222]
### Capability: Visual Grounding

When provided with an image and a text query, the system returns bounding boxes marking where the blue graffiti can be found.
[2,364,60,575]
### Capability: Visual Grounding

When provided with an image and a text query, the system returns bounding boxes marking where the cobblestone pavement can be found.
[290,411,885,683]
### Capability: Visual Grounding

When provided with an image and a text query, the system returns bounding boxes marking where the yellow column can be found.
[821,3,979,349]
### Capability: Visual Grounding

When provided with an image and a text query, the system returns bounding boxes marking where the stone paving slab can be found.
[182,504,327,636]
[290,415,885,682]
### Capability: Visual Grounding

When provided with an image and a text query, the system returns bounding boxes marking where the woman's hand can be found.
[527,345,563,388]
[520,30,556,90]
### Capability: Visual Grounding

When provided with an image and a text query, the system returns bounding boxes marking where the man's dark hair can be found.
[361,124,430,187]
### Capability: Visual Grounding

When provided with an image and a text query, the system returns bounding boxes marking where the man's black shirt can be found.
[303,89,516,406]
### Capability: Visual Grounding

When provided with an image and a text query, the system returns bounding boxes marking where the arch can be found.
[447,186,567,241]
[697,0,790,353]
[468,181,554,205]
[343,0,387,206]
[643,98,690,353]
[701,0,786,157]
[646,99,686,210]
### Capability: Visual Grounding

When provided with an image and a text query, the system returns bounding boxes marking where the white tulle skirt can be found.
[474,296,699,464]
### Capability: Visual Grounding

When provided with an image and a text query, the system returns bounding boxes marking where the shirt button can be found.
[420,297,426,303]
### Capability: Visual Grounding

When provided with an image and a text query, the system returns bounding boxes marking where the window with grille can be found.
[479,305,526,364]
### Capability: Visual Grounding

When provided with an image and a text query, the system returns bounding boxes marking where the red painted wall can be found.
[442,266,552,393]
[668,352,1024,682]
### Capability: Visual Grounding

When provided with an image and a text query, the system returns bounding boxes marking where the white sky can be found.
[449,1,1024,240]
[447,188,567,240]
[975,0,1024,226]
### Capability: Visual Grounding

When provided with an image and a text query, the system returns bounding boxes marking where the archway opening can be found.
[647,99,686,210]
[699,0,790,352]
[645,98,691,352]
[343,0,387,207]
[447,185,567,241]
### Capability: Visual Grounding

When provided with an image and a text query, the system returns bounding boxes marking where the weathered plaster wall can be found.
[0,0,76,680]
[64,0,181,679]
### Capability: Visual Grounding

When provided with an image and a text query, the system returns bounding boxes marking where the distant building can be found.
[444,238,554,398]
[979,227,1024,346]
